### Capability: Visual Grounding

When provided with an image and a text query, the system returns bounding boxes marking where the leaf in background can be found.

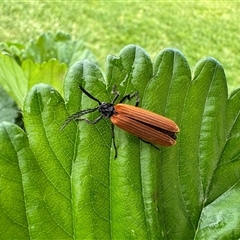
[0,54,28,107]
[23,32,97,66]
[0,86,19,123]
[0,54,67,108]
[0,32,96,109]
[0,45,240,239]
[0,41,24,65]
[22,59,67,96]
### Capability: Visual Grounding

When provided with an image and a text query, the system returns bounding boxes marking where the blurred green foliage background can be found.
[1,1,240,92]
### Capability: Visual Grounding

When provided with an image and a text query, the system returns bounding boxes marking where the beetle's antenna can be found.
[119,91,139,106]
[79,85,102,105]
[61,106,99,129]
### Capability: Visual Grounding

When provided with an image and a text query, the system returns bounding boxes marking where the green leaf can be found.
[0,32,96,109]
[196,182,240,239]
[0,122,32,239]
[22,59,67,96]
[177,57,229,238]
[0,54,67,108]
[1,32,96,67]
[23,32,97,66]
[0,86,19,123]
[22,84,74,239]
[0,45,240,239]
[0,54,28,107]
[0,41,24,65]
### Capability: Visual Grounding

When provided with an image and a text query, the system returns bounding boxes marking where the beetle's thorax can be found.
[99,102,115,118]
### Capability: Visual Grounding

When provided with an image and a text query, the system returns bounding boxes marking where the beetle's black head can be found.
[99,102,115,118]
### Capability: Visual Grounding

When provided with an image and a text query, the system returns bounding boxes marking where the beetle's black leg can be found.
[140,138,160,150]
[81,115,103,124]
[111,123,117,159]
[119,91,139,106]
[111,85,139,106]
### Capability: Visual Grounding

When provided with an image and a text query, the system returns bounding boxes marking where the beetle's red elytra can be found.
[62,85,179,158]
[111,104,179,147]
